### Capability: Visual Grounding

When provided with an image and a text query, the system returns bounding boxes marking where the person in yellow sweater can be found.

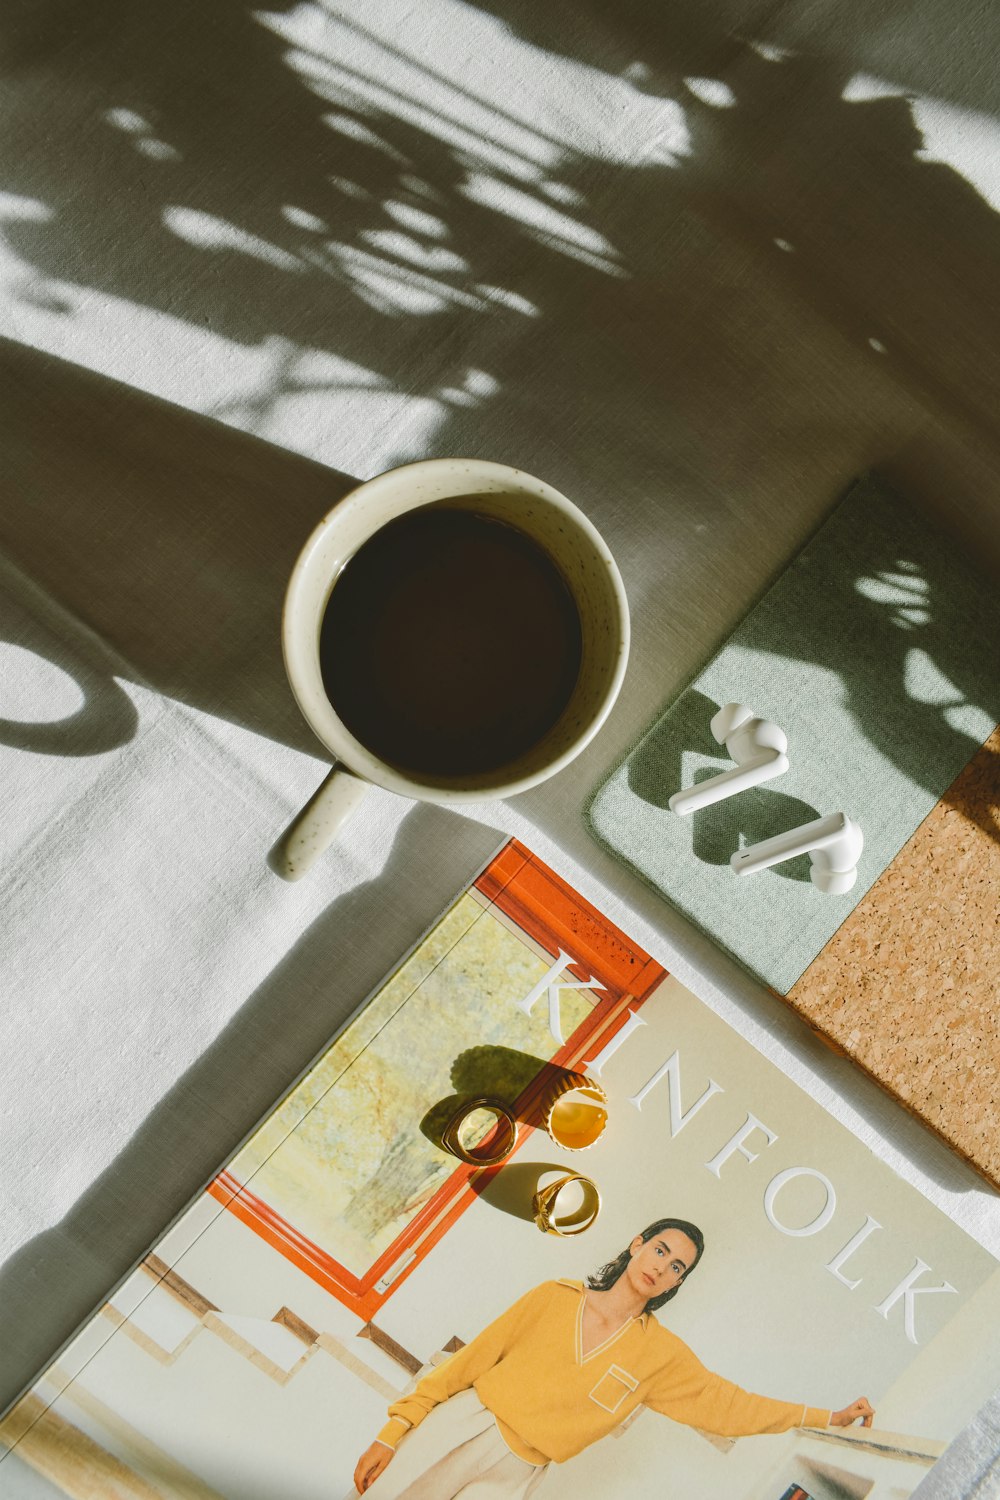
[353,1217,874,1497]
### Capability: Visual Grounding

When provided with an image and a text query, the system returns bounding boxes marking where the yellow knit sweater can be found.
[378,1279,831,1464]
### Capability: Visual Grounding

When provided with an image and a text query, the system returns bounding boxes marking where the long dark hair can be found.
[587,1218,705,1313]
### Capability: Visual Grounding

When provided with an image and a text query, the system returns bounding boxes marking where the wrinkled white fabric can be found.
[1,2,998,1495]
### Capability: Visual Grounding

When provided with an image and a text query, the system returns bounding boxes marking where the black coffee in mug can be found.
[319,506,583,777]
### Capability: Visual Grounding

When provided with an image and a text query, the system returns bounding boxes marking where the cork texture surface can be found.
[787,727,1000,1186]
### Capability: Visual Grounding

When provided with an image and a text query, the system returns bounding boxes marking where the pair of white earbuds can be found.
[668,703,864,895]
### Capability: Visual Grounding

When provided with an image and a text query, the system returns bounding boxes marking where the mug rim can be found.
[282,457,629,801]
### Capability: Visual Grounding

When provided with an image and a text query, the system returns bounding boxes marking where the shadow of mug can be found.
[0,637,139,757]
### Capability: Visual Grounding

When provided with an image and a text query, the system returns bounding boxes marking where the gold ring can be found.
[441,1097,518,1167]
[532,1172,602,1235]
[542,1072,609,1153]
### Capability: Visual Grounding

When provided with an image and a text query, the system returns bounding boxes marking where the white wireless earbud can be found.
[730,812,864,894]
[668,703,789,816]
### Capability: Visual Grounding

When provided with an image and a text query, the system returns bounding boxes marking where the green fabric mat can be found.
[586,473,1000,992]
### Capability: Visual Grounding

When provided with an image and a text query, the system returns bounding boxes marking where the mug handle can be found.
[273,765,369,881]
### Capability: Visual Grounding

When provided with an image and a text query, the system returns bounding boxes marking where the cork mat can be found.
[787,728,1000,1185]
[586,472,1000,1182]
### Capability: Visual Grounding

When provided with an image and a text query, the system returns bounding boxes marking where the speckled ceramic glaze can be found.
[280,458,629,874]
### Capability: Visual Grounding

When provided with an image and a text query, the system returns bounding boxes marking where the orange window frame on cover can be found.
[209,841,665,1321]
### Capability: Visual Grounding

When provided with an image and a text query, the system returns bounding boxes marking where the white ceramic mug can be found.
[279,457,629,878]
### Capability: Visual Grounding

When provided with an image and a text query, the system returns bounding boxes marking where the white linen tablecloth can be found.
[2,2,999,1494]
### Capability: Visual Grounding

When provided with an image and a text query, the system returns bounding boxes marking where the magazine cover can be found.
[2,840,997,1500]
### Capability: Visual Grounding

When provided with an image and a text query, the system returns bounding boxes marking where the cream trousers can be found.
[364,1388,549,1499]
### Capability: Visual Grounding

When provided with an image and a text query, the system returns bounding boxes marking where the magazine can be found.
[2,839,997,1500]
